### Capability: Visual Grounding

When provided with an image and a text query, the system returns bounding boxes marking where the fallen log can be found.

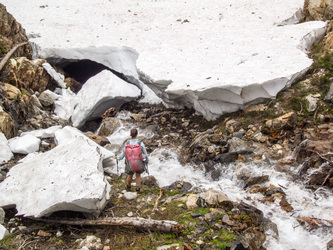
[35,216,182,233]
[0,42,28,71]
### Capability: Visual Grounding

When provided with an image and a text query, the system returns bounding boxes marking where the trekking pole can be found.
[146,162,149,176]
[115,154,119,175]
[116,159,119,175]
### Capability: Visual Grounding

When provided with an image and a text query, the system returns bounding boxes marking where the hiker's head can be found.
[130,128,138,138]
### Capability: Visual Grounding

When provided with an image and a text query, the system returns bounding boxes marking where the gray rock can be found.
[232,131,246,139]
[39,92,54,107]
[227,137,256,154]
[244,175,269,188]
[262,217,279,240]
[265,187,285,197]
[164,181,192,192]
[191,212,202,218]
[228,231,266,250]
[204,213,214,222]
[215,152,239,163]
[213,223,223,230]
[237,202,264,226]
[222,214,234,226]
[324,81,333,103]
[142,175,159,187]
[195,227,206,234]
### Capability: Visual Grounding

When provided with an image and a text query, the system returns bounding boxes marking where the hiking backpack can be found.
[125,141,144,173]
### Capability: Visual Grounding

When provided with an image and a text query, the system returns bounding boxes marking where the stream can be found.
[106,111,333,250]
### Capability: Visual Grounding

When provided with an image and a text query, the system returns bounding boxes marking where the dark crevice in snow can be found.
[49,59,128,84]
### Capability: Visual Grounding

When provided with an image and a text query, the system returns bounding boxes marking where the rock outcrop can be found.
[304,0,333,21]
[0,3,31,61]
[2,57,54,94]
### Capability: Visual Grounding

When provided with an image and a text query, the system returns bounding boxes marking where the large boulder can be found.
[0,136,111,217]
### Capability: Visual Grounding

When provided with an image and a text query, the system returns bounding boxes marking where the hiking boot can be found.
[126,184,131,191]
[136,187,141,193]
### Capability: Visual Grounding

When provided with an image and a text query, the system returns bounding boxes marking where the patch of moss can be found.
[1,234,15,246]
[0,45,7,54]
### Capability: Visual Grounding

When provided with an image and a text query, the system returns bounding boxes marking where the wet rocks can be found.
[292,126,333,188]
[249,184,294,212]
[164,180,192,192]
[244,175,269,188]
[274,159,296,173]
[237,202,264,226]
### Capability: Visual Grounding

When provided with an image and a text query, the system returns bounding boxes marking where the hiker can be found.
[115,128,149,193]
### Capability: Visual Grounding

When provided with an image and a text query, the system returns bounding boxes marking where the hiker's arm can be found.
[116,147,125,160]
[141,143,149,162]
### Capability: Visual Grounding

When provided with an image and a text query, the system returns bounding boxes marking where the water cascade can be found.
[107,111,333,250]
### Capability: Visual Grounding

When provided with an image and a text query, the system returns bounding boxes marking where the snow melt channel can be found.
[107,112,333,250]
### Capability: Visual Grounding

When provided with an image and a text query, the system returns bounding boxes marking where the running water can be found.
[107,112,333,250]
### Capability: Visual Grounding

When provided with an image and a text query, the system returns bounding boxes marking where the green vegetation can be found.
[1,234,15,246]
[0,45,7,54]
